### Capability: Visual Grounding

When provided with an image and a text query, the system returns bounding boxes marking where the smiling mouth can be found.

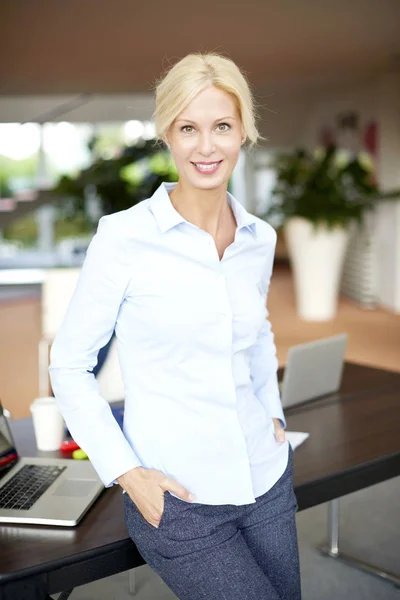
[191,161,223,174]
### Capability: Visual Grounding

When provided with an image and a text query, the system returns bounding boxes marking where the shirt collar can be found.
[149,181,257,237]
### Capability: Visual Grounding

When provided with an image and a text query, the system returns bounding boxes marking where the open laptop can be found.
[0,401,104,526]
[278,333,348,408]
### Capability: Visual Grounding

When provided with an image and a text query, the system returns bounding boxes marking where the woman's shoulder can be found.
[96,198,155,241]
[252,215,277,247]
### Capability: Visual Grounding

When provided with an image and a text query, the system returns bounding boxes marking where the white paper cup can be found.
[30,396,65,451]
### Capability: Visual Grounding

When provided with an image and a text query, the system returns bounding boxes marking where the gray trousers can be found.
[124,444,301,599]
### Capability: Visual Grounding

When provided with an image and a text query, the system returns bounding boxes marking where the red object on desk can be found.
[0,452,17,467]
[60,440,80,453]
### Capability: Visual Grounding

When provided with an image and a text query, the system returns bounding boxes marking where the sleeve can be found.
[249,229,286,429]
[49,216,142,487]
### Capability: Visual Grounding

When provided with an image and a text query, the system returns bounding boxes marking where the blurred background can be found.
[1,0,399,418]
[0,1,399,598]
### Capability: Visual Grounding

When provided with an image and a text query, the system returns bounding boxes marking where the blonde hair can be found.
[153,52,261,147]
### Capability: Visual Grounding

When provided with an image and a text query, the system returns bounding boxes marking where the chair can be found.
[39,267,125,402]
[39,268,81,396]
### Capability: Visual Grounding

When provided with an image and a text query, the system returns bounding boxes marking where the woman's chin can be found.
[186,171,230,191]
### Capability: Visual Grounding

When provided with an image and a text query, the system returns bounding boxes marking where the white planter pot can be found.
[284,217,350,321]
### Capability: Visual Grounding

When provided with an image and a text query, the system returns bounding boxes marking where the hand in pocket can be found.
[118,467,195,528]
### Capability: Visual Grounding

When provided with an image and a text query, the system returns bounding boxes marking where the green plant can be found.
[3,214,38,247]
[0,155,38,194]
[53,138,178,220]
[262,144,399,231]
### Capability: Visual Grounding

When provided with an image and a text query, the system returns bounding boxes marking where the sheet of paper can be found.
[286,431,310,450]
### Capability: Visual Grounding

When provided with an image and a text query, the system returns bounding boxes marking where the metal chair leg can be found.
[318,498,400,588]
[128,568,137,595]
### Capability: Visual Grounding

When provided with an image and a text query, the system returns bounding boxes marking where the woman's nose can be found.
[197,133,215,156]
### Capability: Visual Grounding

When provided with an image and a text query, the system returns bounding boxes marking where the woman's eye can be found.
[181,123,230,133]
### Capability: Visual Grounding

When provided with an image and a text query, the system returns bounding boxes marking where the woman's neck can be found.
[169,180,231,238]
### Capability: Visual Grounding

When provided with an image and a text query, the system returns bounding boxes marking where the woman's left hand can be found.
[272,418,286,443]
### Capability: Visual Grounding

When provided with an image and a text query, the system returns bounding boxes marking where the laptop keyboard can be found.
[0,464,66,510]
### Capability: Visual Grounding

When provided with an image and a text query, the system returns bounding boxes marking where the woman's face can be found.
[166,86,244,191]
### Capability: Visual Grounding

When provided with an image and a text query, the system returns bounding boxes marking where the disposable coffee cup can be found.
[30,396,65,451]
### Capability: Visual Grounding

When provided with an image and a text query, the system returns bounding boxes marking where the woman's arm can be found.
[249,232,286,429]
[49,216,142,487]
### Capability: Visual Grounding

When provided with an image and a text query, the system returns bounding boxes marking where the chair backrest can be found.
[41,268,81,340]
[41,267,124,402]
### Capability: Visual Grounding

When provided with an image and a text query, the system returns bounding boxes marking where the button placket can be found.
[216,270,253,470]
[216,271,232,319]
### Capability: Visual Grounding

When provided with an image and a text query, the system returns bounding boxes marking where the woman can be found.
[49,52,301,600]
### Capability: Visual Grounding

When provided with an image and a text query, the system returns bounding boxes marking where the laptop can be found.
[278,333,348,408]
[0,401,104,526]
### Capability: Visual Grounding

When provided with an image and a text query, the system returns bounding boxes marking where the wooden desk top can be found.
[1,362,399,586]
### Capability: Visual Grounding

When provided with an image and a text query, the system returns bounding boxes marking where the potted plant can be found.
[262,144,399,321]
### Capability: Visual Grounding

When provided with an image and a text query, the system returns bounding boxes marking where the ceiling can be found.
[0,0,399,96]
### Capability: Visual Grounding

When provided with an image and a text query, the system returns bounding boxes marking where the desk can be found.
[1,362,399,599]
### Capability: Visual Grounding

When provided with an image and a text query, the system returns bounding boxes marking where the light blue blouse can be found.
[49,181,289,505]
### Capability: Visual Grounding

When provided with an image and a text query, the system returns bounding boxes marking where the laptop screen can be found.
[0,403,18,477]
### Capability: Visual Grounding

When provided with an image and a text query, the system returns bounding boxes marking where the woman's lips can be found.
[191,160,222,175]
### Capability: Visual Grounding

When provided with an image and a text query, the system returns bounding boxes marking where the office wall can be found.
[301,81,377,151]
[376,73,400,313]
[256,93,313,150]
